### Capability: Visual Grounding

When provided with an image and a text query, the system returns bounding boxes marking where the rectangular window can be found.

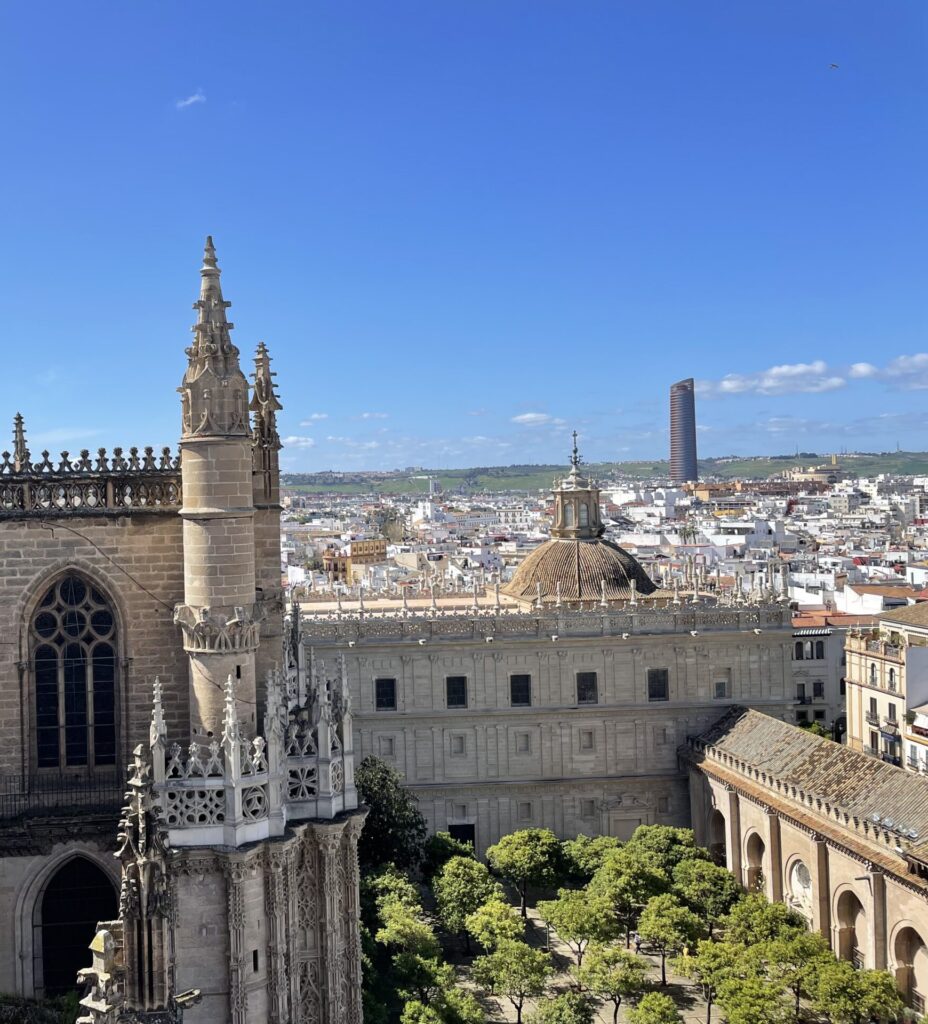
[840,678,846,696]
[870,696,878,716]
[870,729,879,751]
[888,702,897,722]
[714,679,730,700]
[579,729,594,751]
[446,676,468,709]
[796,683,806,700]
[576,672,598,705]
[580,798,596,818]
[517,801,532,821]
[378,735,395,758]
[450,734,466,756]
[510,674,532,707]
[515,732,531,754]
[647,668,669,702]
[813,680,824,699]
[814,710,826,721]
[375,677,397,710]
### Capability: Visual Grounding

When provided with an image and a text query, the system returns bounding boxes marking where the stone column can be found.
[725,785,742,883]
[765,808,783,902]
[868,864,888,970]
[809,834,831,939]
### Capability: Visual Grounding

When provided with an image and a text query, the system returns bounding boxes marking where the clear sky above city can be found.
[1,2,925,471]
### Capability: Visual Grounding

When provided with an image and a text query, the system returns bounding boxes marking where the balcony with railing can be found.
[0,771,125,822]
[846,634,904,662]
[865,711,880,725]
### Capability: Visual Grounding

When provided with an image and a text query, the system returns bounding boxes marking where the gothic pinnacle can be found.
[12,412,28,466]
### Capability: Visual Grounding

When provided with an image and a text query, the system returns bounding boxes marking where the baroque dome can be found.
[502,433,657,605]
[503,535,657,604]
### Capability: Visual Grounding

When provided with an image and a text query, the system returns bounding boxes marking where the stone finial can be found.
[150,676,166,746]
[221,674,239,747]
[12,412,28,469]
[672,578,681,606]
[250,341,283,451]
[630,577,638,607]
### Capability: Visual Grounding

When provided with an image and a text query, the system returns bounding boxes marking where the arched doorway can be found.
[894,926,928,1012]
[708,809,726,865]
[745,832,765,891]
[37,857,117,997]
[836,890,867,968]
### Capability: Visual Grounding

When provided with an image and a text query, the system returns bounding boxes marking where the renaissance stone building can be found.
[0,240,364,1023]
[301,446,796,853]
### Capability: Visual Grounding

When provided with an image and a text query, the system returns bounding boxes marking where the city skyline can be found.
[1,2,926,470]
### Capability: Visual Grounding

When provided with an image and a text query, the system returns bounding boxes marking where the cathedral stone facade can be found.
[0,240,364,1023]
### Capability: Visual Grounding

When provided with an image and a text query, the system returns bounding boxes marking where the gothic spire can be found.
[179,237,249,438]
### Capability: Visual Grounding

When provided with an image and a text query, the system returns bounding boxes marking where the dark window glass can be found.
[446,676,468,708]
[815,641,825,659]
[30,575,118,770]
[375,677,397,710]
[813,680,824,699]
[576,672,598,705]
[794,641,804,660]
[796,683,806,700]
[510,674,531,707]
[647,668,669,702]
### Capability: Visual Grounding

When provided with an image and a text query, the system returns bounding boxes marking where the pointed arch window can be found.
[31,575,118,770]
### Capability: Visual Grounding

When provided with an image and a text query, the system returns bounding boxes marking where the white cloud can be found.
[299,413,328,424]
[282,435,315,448]
[176,91,206,110]
[700,360,846,397]
[849,362,878,379]
[359,412,388,420]
[511,412,566,427]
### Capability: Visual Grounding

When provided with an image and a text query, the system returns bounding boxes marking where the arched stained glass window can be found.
[31,575,117,769]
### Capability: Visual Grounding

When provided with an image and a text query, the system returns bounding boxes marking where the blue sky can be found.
[1,2,925,471]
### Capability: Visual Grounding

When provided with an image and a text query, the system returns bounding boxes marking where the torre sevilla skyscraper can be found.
[669,377,698,484]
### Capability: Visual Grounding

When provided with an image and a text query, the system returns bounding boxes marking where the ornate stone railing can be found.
[302,604,791,645]
[149,667,355,849]
[0,446,181,515]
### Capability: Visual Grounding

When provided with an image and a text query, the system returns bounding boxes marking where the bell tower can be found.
[174,237,260,737]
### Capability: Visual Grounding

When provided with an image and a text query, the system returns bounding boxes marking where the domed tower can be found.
[504,433,657,606]
[175,238,260,737]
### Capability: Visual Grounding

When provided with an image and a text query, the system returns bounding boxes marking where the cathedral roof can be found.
[503,535,658,604]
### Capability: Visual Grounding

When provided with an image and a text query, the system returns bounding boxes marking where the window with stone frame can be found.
[647,668,669,702]
[446,676,468,708]
[31,574,118,770]
[576,671,598,705]
[510,673,532,707]
[375,677,397,710]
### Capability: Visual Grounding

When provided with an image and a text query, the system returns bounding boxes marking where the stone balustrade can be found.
[0,446,182,515]
[148,665,356,849]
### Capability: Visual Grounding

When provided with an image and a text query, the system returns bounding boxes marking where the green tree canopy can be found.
[716,976,792,1024]
[525,991,595,1024]
[561,835,623,882]
[671,858,742,936]
[626,825,708,870]
[720,893,806,946]
[537,887,619,966]
[626,991,683,1024]
[676,939,754,1024]
[762,930,833,1021]
[356,756,427,870]
[472,939,552,1024]
[465,896,524,951]
[811,960,903,1024]
[591,846,669,945]
[433,856,503,950]
[637,893,704,985]
[486,828,564,916]
[574,944,649,1024]
[422,831,475,880]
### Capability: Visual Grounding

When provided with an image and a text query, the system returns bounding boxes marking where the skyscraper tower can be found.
[669,377,698,483]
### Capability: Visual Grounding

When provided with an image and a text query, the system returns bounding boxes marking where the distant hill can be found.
[281,452,928,495]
